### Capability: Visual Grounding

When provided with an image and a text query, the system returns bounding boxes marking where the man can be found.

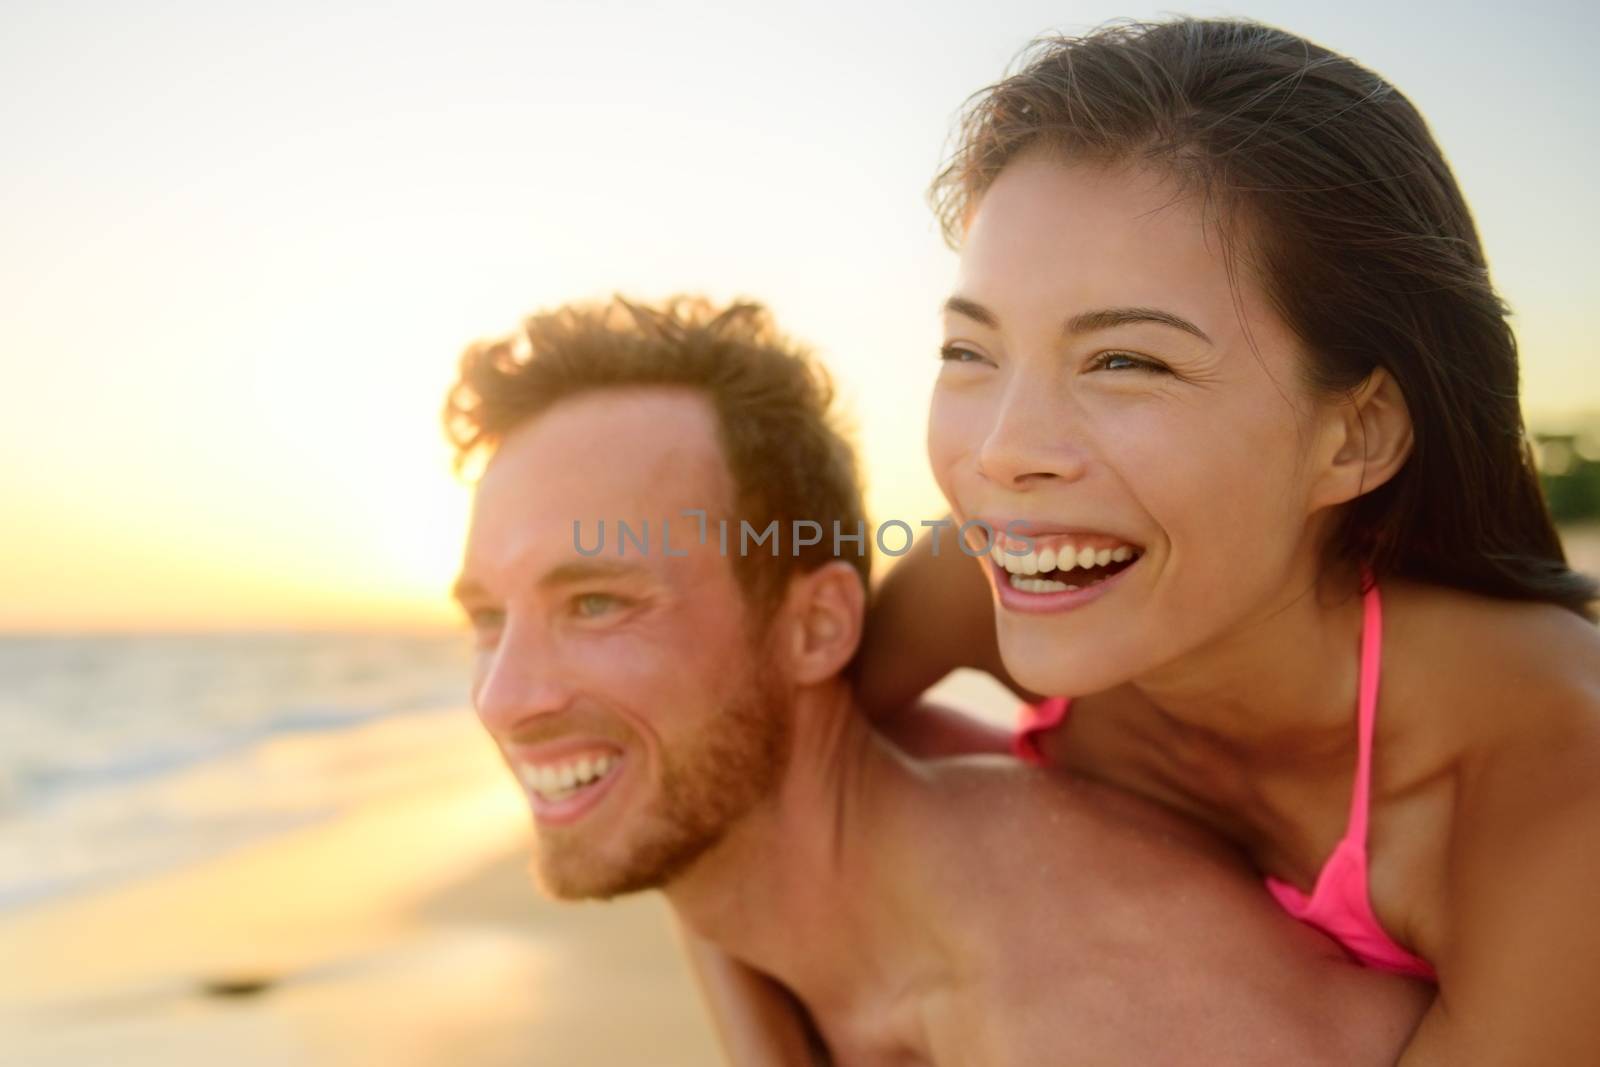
[445,296,1428,1064]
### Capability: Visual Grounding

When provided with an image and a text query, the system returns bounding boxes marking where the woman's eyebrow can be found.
[1067,306,1212,344]
[945,295,1211,345]
[943,294,999,328]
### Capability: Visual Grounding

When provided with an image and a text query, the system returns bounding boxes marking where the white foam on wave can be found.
[0,632,477,911]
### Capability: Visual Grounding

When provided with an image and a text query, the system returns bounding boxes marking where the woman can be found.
[859,14,1599,1062]
[693,16,1600,1063]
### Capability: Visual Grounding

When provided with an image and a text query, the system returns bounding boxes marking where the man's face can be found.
[454,388,789,900]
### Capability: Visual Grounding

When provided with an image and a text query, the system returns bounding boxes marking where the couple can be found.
[445,296,1427,1064]
[446,16,1600,1066]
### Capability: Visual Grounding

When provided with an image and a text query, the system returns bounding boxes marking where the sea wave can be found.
[0,631,478,911]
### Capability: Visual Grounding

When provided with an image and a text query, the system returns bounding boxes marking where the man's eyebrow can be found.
[451,575,488,605]
[945,295,1211,345]
[537,560,650,588]
[450,560,648,605]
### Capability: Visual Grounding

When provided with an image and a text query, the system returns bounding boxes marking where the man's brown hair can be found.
[444,295,871,614]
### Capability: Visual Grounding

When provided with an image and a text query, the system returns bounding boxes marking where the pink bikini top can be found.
[1014,580,1437,981]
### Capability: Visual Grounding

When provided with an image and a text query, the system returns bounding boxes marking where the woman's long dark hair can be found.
[932,17,1596,619]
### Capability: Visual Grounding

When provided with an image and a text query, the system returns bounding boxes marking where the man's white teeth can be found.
[992,538,1141,576]
[519,753,618,800]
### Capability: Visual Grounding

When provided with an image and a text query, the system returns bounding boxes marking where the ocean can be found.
[0,631,477,911]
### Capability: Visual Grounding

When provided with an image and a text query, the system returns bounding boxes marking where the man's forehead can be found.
[485,390,733,511]
[464,390,738,582]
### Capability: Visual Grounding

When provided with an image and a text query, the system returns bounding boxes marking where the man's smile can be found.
[505,740,628,825]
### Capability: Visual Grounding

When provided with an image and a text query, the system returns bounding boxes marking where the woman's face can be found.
[928,153,1339,696]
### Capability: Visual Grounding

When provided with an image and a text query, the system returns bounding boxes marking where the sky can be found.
[2,0,1595,630]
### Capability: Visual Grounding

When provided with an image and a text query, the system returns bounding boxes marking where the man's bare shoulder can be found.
[871,739,1246,919]
[868,742,1431,1066]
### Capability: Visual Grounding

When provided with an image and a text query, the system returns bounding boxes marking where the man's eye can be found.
[468,609,505,629]
[572,593,622,618]
[1090,351,1168,373]
[466,610,505,647]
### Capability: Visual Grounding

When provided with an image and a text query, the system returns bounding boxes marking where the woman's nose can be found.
[976,378,1090,490]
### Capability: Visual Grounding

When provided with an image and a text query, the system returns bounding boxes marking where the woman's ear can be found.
[1309,368,1414,511]
[779,561,867,686]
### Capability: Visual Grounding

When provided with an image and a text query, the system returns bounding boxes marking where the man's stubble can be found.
[533,646,794,901]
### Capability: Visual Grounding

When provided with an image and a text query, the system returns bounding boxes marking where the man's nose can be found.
[471,621,573,737]
[976,374,1090,490]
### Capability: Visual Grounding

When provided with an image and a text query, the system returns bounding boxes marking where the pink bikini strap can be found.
[1346,578,1383,845]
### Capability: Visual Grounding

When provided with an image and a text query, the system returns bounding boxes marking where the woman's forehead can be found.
[956,156,1280,341]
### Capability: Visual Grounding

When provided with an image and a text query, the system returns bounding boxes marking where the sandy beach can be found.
[0,666,1018,1067]
[0,708,724,1067]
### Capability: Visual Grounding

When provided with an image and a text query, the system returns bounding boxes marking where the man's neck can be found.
[662,679,923,1010]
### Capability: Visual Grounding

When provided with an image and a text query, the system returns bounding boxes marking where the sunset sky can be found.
[3,0,1595,630]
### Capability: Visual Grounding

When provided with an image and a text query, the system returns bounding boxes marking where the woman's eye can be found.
[1091,351,1167,373]
[939,343,987,364]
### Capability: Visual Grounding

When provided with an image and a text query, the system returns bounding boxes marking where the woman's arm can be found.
[1396,725,1600,1064]
[851,521,1038,742]
[676,921,831,1066]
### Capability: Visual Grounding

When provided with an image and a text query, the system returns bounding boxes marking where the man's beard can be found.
[532,659,792,901]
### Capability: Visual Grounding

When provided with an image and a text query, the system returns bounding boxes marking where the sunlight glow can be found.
[2,1,1592,629]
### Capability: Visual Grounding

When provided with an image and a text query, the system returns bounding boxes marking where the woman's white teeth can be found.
[1009,573,1076,593]
[520,753,618,800]
[994,539,1141,577]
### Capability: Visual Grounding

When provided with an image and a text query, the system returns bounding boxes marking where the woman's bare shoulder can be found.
[1384,577,1599,742]
[1377,580,1599,996]
[1378,578,1598,858]
[1384,579,1599,852]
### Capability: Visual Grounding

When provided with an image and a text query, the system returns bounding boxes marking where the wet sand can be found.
[0,710,723,1067]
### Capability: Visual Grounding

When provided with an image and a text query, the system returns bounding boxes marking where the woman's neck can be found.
[1069,561,1377,867]
[1133,562,1369,756]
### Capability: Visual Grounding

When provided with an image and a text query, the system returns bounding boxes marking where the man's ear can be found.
[779,561,867,686]
[1308,367,1414,512]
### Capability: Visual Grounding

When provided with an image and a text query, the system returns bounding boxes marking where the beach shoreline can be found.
[0,708,723,1066]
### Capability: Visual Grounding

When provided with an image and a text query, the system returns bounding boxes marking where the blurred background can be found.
[2,1,1595,1063]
